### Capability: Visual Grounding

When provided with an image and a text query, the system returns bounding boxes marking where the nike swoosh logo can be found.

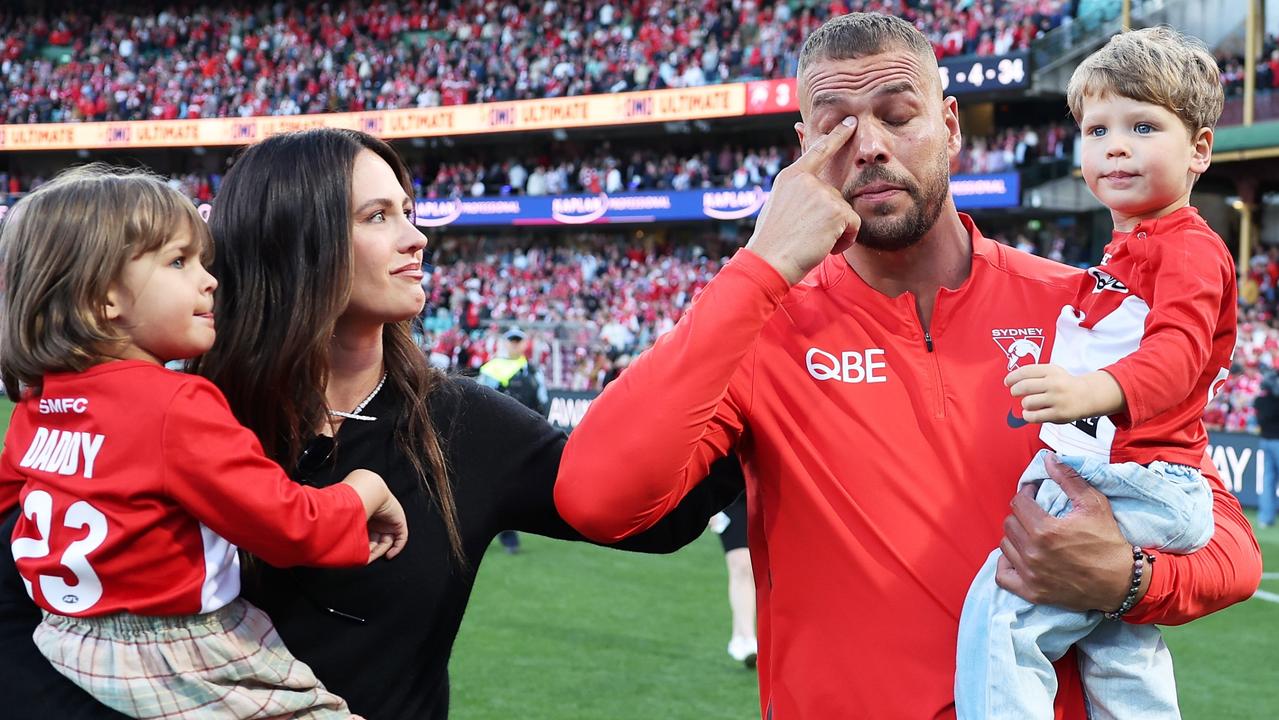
[1007,411,1029,428]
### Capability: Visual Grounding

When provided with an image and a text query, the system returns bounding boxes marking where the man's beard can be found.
[841,152,949,252]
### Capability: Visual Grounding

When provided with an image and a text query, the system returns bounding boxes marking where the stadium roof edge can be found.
[1212,122,1279,163]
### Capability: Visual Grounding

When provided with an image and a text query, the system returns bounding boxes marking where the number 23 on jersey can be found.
[11,490,108,614]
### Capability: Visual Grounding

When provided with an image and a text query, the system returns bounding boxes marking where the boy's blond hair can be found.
[0,164,211,395]
[1067,25,1224,135]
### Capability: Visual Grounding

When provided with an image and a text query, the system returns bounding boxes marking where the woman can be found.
[0,129,742,719]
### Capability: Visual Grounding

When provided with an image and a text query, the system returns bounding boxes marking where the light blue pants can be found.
[955,450,1214,720]
[1258,437,1279,527]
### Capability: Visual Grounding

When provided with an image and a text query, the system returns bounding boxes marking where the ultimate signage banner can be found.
[415,174,1020,228]
[0,84,743,151]
[0,52,1031,152]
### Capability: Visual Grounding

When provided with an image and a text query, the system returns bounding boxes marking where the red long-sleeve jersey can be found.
[557,215,1261,719]
[0,361,368,617]
[1042,207,1237,465]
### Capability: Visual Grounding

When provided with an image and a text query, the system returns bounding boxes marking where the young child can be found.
[956,27,1235,720]
[0,165,408,719]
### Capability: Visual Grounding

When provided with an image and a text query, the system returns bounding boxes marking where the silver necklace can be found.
[328,373,387,422]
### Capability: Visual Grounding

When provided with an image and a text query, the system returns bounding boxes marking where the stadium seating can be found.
[2,0,1070,123]
[419,238,726,390]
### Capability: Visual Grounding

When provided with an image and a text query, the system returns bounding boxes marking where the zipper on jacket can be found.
[916,308,945,417]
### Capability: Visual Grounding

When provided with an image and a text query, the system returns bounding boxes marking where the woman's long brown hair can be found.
[191,128,463,560]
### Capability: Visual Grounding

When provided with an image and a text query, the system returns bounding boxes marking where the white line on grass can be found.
[1254,589,1279,604]
[1261,572,1279,580]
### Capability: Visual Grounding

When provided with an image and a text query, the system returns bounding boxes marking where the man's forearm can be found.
[1125,468,1262,625]
[556,249,790,541]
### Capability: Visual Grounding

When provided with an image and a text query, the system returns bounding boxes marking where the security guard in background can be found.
[479,326,550,553]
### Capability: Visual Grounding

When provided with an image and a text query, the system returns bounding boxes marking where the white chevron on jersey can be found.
[1040,296,1149,459]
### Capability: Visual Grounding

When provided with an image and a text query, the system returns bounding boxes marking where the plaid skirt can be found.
[33,597,351,720]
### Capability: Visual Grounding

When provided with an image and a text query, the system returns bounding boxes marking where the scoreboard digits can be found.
[938,51,1030,95]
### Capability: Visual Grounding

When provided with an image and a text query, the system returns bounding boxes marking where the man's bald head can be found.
[798,13,941,105]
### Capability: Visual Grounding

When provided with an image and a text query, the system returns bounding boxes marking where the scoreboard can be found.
[938,51,1030,95]
[746,51,1033,115]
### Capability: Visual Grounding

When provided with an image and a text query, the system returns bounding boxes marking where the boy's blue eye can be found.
[170,257,185,269]
[1134,122,1154,134]
[1087,127,1107,138]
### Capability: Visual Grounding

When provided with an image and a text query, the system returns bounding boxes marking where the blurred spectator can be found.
[1217,34,1279,96]
[1253,365,1279,528]
[1205,284,1279,434]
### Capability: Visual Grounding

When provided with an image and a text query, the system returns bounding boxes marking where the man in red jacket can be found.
[556,13,1261,720]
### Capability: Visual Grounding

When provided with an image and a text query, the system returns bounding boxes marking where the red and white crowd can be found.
[2,0,1069,124]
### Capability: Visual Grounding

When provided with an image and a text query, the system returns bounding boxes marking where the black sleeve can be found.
[0,510,129,720]
[446,378,744,553]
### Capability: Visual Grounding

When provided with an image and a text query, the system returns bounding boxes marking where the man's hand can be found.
[1006,364,1125,424]
[995,454,1148,612]
[745,116,862,285]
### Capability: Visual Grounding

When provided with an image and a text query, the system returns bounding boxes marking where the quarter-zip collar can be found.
[813,212,1002,345]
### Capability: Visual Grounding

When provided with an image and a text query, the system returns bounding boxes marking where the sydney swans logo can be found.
[992,328,1044,371]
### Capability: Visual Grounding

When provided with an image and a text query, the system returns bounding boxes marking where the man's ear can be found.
[795,121,809,153]
[1190,126,1213,175]
[943,96,963,159]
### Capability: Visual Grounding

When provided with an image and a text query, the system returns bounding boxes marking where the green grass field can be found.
[0,398,1273,718]
[452,525,1278,720]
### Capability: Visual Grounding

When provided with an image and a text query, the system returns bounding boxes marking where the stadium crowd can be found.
[416,124,1072,197]
[1218,33,1279,96]
[1206,250,1279,434]
[417,237,728,391]
[1,0,1070,124]
[2,2,1274,128]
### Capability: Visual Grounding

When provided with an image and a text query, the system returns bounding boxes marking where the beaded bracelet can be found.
[1104,545,1156,620]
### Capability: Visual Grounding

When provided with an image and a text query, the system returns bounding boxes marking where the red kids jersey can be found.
[1041,207,1237,465]
[0,361,368,617]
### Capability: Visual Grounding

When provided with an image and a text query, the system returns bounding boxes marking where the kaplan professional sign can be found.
[949,172,1021,209]
[415,176,1018,228]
